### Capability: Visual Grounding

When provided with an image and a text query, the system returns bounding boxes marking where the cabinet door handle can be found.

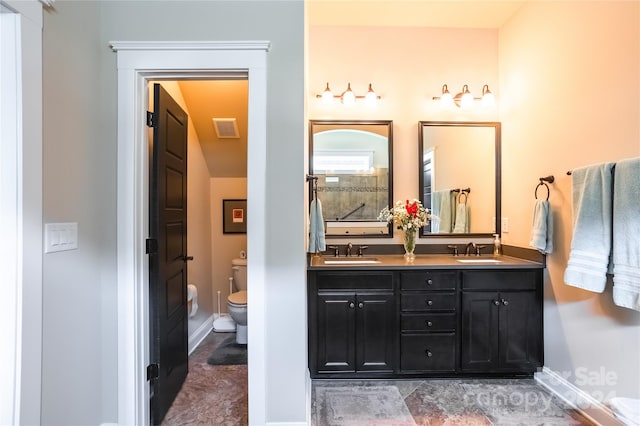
[425,349,433,357]
[426,278,433,285]
[493,300,500,306]
[502,299,509,306]
[426,321,433,327]
[426,300,433,306]
[349,302,355,308]
[358,302,364,309]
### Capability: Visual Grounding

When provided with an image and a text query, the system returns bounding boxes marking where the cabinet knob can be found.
[349,302,355,308]
[426,321,433,327]
[358,302,364,309]
[425,349,433,357]
[426,300,433,306]
[426,278,433,285]
[502,299,509,306]
[493,300,500,306]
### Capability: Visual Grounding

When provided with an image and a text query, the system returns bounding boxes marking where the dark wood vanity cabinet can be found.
[460,270,543,373]
[308,266,543,379]
[399,271,458,373]
[309,271,396,377]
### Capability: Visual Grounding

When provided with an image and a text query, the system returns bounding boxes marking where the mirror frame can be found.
[418,121,501,238]
[309,119,394,238]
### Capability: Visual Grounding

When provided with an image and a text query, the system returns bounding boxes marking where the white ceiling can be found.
[179,1,526,178]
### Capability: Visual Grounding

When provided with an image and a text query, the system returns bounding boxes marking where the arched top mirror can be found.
[419,121,501,238]
[309,120,393,237]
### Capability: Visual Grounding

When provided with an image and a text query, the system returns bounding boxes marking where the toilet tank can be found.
[231,258,247,291]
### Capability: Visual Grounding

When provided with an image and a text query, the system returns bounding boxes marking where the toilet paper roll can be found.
[187,284,198,318]
[240,250,247,259]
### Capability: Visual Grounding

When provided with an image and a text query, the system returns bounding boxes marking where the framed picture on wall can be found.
[223,199,247,234]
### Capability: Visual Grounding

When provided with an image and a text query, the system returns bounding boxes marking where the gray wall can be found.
[43,1,305,424]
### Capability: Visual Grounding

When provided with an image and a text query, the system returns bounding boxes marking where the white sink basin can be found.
[323,257,380,264]
[456,258,502,263]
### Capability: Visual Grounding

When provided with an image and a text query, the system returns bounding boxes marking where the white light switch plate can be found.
[45,222,78,253]
[502,217,510,233]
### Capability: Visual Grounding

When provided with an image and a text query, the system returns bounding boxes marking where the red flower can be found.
[405,200,418,217]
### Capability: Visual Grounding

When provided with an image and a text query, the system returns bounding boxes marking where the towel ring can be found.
[458,192,468,204]
[535,182,550,201]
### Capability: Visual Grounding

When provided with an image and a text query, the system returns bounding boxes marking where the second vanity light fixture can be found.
[433,84,496,110]
[317,82,380,107]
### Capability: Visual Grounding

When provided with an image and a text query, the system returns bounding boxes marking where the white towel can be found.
[308,198,326,253]
[612,158,640,311]
[452,203,469,233]
[530,199,553,254]
[564,163,615,292]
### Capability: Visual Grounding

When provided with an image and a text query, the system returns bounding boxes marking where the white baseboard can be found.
[188,314,214,354]
[535,367,624,426]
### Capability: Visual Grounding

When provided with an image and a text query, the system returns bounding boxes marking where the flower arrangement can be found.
[379,199,430,231]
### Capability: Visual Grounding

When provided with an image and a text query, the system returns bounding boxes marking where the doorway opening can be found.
[111,41,269,426]
[147,78,250,423]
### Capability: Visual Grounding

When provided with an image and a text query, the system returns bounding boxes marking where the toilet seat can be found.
[228,290,247,306]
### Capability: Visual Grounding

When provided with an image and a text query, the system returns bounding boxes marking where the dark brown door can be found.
[316,292,356,373]
[356,292,395,372]
[149,83,189,425]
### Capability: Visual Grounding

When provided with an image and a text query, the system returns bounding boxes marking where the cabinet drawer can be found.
[401,334,456,372]
[462,270,539,290]
[400,271,457,290]
[401,313,457,332]
[315,272,393,290]
[401,292,456,311]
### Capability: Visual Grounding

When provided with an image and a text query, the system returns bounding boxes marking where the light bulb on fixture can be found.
[365,83,378,107]
[439,84,454,109]
[342,83,356,106]
[460,84,474,110]
[321,82,334,105]
[482,84,495,108]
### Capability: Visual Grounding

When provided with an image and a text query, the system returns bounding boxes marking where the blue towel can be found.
[530,199,553,254]
[564,163,615,292]
[452,203,469,233]
[433,190,455,233]
[308,198,326,253]
[612,158,640,311]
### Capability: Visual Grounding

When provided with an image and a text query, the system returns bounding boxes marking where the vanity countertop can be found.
[308,253,544,270]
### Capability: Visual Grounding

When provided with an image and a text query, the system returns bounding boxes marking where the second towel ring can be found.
[535,182,550,201]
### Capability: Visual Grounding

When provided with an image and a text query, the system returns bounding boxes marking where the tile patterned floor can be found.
[163,332,595,425]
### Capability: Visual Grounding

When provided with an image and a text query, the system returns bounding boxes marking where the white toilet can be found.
[227,258,248,344]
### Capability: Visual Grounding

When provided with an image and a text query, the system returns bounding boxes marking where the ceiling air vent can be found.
[212,118,240,139]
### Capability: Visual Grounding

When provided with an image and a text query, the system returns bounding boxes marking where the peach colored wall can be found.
[210,178,247,314]
[500,1,640,401]
[155,81,214,335]
[308,25,499,244]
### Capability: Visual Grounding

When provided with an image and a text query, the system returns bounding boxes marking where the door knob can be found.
[183,255,194,262]
[349,302,355,308]
[426,300,433,306]
[426,278,433,285]
[493,300,500,306]
[425,349,433,357]
[358,302,364,309]
[502,299,509,306]
[426,321,433,327]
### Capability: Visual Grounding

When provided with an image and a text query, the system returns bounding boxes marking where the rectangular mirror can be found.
[309,120,393,237]
[419,121,501,237]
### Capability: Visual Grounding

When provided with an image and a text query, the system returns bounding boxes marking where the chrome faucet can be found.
[346,242,353,257]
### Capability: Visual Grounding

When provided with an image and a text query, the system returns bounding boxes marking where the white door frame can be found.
[111,41,269,426]
[0,2,43,425]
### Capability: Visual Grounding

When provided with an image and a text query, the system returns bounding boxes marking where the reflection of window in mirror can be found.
[309,120,393,237]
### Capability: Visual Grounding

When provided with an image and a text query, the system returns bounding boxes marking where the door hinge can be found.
[147,363,159,381]
[146,111,157,128]
[146,238,158,254]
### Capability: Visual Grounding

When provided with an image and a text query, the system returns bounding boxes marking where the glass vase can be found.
[403,228,417,261]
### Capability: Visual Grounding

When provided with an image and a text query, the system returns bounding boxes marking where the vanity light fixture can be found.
[433,84,496,110]
[317,82,381,107]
